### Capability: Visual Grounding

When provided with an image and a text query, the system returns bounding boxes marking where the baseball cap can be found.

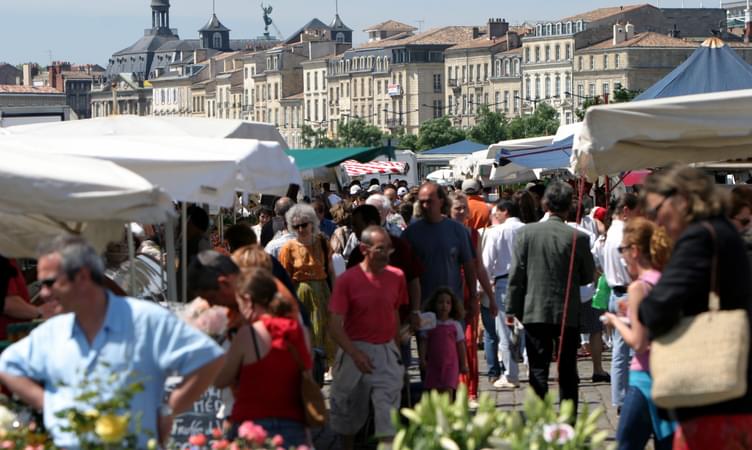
[593,206,607,222]
[461,179,482,195]
[367,184,381,193]
[397,186,408,196]
[349,185,362,195]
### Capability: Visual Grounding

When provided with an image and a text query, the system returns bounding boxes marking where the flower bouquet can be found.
[184,421,310,450]
[180,298,229,342]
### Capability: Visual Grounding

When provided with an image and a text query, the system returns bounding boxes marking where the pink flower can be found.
[296,446,311,450]
[1,441,13,449]
[271,434,284,446]
[229,443,240,450]
[211,427,224,439]
[542,423,575,444]
[237,421,256,440]
[211,440,229,450]
[188,433,207,446]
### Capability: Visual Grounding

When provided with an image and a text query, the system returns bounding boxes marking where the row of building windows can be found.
[330,55,390,76]
[524,73,572,100]
[525,43,573,64]
[535,20,586,37]
[305,70,327,92]
[577,53,622,71]
[447,90,520,115]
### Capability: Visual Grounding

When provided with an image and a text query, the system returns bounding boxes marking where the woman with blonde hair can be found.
[603,217,674,449]
[278,204,336,366]
[638,166,752,449]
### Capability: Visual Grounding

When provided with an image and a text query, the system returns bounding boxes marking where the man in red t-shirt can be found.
[0,259,48,341]
[329,226,407,449]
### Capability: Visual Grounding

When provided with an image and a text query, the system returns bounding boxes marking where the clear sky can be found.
[1,0,715,66]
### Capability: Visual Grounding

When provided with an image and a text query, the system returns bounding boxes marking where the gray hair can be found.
[365,194,391,224]
[188,250,240,292]
[37,235,105,285]
[360,225,388,246]
[286,203,320,235]
[542,181,574,214]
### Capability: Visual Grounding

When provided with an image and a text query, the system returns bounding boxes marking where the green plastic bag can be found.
[592,275,610,310]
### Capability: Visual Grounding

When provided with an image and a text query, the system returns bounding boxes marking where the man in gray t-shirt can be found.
[404,182,476,304]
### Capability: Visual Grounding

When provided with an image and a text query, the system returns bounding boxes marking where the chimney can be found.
[22,64,32,86]
[194,48,208,63]
[613,23,626,45]
[472,27,481,39]
[625,22,635,40]
[488,18,509,39]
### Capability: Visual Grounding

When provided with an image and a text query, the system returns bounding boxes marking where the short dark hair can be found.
[615,192,639,211]
[187,205,210,232]
[496,199,519,218]
[360,225,388,246]
[188,250,239,292]
[224,224,257,252]
[352,204,381,227]
[543,181,573,214]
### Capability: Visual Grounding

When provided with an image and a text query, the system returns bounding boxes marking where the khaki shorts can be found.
[329,340,404,438]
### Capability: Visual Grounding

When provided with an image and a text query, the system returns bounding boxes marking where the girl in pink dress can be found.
[419,287,469,395]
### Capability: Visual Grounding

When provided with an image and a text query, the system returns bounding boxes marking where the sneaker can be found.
[468,398,479,410]
[493,375,519,389]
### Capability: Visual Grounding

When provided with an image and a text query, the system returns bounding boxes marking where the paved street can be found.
[314,346,624,449]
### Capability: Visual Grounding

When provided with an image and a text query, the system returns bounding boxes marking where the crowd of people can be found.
[0,166,750,450]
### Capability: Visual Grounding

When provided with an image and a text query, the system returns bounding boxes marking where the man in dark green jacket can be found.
[506,181,594,413]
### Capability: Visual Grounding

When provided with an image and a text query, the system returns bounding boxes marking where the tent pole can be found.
[181,203,188,303]
[219,211,224,246]
[165,217,178,303]
[126,223,136,297]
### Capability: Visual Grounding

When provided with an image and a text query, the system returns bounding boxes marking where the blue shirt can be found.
[320,219,337,238]
[0,292,224,449]
[403,218,474,303]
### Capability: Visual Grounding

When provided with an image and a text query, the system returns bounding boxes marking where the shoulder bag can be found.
[286,340,328,427]
[650,221,750,409]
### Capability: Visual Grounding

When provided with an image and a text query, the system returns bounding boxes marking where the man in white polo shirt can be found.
[602,193,639,410]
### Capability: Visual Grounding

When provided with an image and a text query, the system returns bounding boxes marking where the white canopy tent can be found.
[0,135,300,205]
[572,89,752,180]
[0,148,174,259]
[0,116,290,148]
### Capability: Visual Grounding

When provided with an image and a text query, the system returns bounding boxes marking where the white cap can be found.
[397,186,408,196]
[349,185,362,195]
[367,184,381,193]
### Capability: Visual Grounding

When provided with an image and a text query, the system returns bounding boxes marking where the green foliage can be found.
[507,103,560,139]
[54,364,149,450]
[394,127,418,151]
[611,86,640,103]
[574,97,603,121]
[337,117,385,147]
[415,117,466,151]
[467,106,509,145]
[389,385,612,450]
[301,125,335,148]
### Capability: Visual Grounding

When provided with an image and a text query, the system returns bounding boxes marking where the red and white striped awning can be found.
[341,159,408,176]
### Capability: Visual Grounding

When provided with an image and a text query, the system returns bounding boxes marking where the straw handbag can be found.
[287,340,328,427]
[650,222,750,409]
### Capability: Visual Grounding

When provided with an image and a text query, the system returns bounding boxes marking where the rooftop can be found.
[363,20,417,33]
[449,34,512,50]
[358,26,476,49]
[560,4,650,23]
[582,31,696,50]
[0,85,62,94]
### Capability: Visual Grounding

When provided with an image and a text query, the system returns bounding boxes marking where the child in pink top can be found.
[419,287,468,394]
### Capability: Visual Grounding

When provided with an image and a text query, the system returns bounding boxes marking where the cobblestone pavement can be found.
[313,346,627,450]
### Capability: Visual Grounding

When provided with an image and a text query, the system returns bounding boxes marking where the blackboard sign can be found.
[165,377,225,445]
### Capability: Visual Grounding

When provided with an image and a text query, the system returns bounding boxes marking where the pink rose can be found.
[271,434,284,446]
[237,421,256,440]
[211,427,224,439]
[229,443,240,450]
[251,425,267,445]
[188,433,207,446]
[211,440,229,450]
[1,442,13,450]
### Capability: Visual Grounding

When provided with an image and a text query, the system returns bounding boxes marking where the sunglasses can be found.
[39,275,59,288]
[646,190,675,220]
[292,222,310,230]
[736,217,751,228]
[617,245,631,254]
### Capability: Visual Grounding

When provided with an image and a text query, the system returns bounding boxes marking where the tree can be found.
[391,127,418,150]
[301,124,333,148]
[611,85,640,103]
[337,117,384,147]
[415,116,466,151]
[467,106,509,145]
[575,96,603,121]
[507,103,560,139]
